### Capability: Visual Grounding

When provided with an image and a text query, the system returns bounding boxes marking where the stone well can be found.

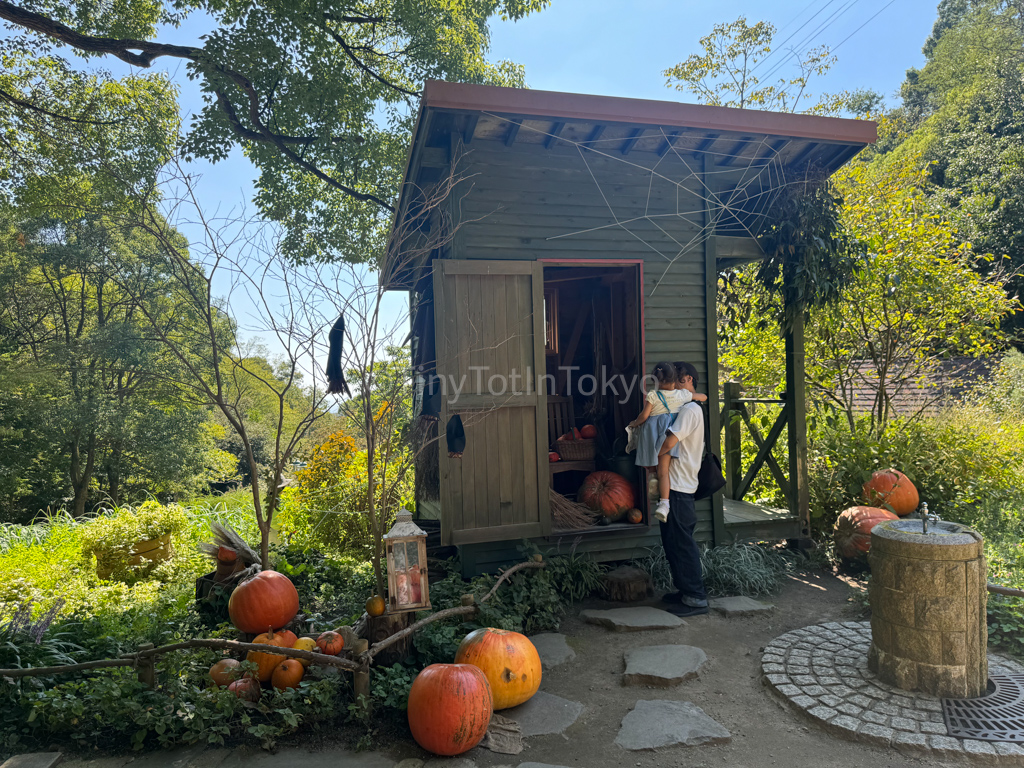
[867,518,987,699]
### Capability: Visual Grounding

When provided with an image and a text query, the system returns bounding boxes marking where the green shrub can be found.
[3,658,347,754]
[80,500,189,582]
[272,544,376,631]
[807,405,1024,542]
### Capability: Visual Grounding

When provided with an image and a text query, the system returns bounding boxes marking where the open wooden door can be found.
[433,260,550,546]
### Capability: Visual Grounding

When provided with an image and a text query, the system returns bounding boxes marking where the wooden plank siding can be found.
[442,136,720,568]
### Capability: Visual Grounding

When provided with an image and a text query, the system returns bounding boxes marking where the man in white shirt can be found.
[656,361,709,617]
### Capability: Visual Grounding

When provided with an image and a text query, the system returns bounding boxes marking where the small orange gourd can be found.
[365,595,386,617]
[271,658,305,690]
[316,630,345,656]
[209,658,241,687]
[247,628,290,682]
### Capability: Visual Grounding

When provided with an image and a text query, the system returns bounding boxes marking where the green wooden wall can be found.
[439,136,724,570]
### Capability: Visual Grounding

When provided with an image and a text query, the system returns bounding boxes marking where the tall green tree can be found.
[0,213,226,517]
[0,0,547,263]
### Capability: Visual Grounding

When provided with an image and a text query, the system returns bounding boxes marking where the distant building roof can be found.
[843,357,996,416]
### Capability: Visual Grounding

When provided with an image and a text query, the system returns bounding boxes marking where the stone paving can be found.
[579,606,683,631]
[622,644,707,687]
[762,620,1024,763]
[613,700,731,750]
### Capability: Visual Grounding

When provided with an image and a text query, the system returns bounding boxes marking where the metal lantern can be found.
[383,509,430,613]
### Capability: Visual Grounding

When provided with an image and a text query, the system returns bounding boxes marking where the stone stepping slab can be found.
[623,645,707,687]
[580,606,683,632]
[614,700,731,750]
[709,596,774,617]
[528,633,575,668]
[503,691,583,737]
[1,756,64,768]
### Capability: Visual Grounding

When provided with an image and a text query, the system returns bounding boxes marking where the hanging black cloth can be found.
[421,374,442,421]
[325,314,351,396]
[446,414,465,458]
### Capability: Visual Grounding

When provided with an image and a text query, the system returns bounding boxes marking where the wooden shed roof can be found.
[385,81,877,288]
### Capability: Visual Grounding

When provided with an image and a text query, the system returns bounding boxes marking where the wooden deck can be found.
[722,498,802,542]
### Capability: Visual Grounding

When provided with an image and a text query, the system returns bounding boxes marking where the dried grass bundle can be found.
[198,522,260,569]
[550,489,599,530]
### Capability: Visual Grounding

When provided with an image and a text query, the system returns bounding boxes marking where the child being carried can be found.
[628,361,707,523]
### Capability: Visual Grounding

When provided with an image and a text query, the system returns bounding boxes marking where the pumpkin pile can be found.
[407,628,542,756]
[207,627,347,699]
[206,569,352,699]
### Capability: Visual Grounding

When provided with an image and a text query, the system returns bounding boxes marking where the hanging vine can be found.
[747,165,864,331]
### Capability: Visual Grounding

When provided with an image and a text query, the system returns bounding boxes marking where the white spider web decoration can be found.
[481,113,799,292]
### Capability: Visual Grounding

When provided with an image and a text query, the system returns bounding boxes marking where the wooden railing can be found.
[721,381,792,510]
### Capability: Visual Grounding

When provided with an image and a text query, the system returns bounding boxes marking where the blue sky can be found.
[488,0,937,105]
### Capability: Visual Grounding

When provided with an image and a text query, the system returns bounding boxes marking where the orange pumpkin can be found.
[578,471,636,524]
[247,628,291,682]
[626,508,643,524]
[454,627,541,710]
[316,630,345,655]
[271,659,304,690]
[228,677,261,702]
[209,658,241,687]
[834,506,900,559]
[862,469,919,517]
[228,570,299,634]
[580,424,598,439]
[292,637,317,667]
[407,664,493,756]
[365,595,386,617]
[274,629,298,647]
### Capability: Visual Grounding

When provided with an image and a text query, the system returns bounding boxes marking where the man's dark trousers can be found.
[660,490,707,601]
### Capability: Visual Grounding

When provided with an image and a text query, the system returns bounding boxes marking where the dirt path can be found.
[456,569,964,768]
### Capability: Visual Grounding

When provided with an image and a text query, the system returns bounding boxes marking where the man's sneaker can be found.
[662,592,708,608]
[666,603,709,617]
[654,499,670,523]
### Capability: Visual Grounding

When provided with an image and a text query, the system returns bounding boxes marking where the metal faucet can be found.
[918,502,940,534]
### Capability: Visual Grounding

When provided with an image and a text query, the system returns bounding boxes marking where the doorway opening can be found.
[541,262,646,531]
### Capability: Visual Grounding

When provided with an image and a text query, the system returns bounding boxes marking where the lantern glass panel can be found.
[406,542,422,604]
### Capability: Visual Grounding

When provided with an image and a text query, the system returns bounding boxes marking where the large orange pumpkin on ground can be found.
[834,506,899,559]
[228,570,300,634]
[247,629,291,682]
[407,664,493,756]
[578,471,636,524]
[862,469,919,517]
[454,627,542,710]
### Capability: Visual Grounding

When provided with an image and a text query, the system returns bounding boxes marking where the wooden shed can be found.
[383,81,876,575]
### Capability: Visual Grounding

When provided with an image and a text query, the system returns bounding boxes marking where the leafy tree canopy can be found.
[0,0,548,264]
[663,16,865,116]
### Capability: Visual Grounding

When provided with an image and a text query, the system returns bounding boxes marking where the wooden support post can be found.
[784,310,811,538]
[723,381,742,501]
[703,155,726,547]
[137,643,155,688]
[352,638,370,714]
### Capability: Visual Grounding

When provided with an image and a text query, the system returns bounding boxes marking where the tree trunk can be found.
[70,432,97,517]
[106,442,122,506]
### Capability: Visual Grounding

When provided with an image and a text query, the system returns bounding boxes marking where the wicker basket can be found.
[555,438,597,461]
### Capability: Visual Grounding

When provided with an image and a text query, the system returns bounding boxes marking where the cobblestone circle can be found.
[762,621,1024,762]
